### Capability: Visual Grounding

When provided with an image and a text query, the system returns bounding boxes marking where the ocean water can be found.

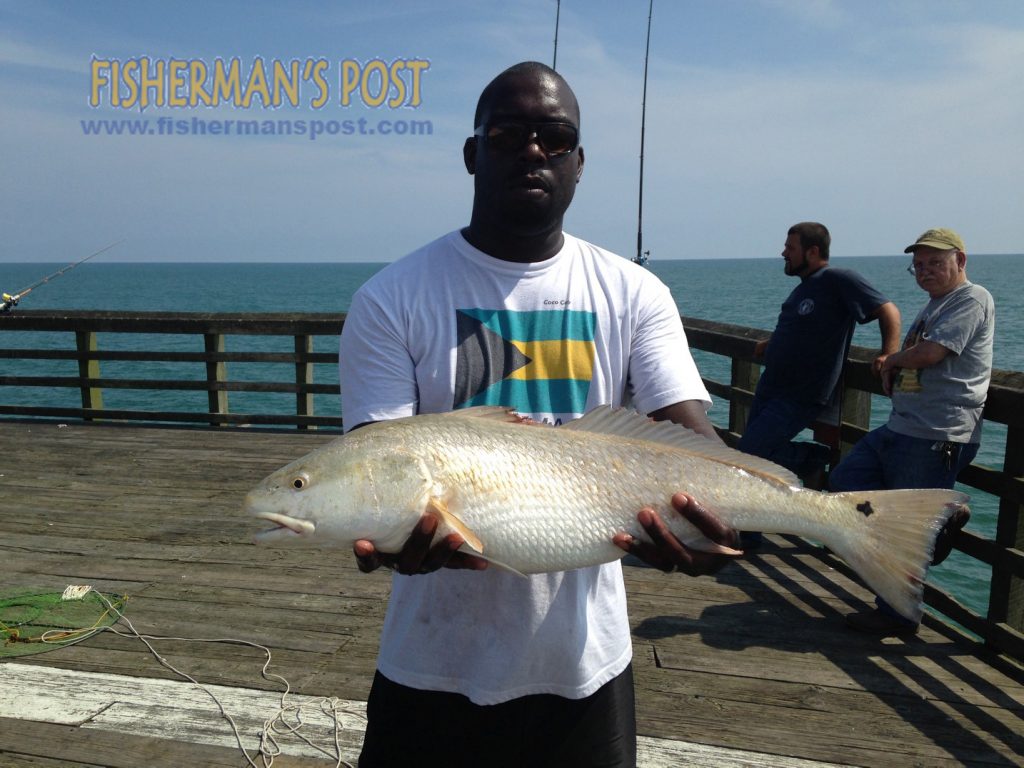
[2,253,1021,620]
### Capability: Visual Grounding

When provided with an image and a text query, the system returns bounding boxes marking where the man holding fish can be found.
[338,61,737,767]
[247,60,966,764]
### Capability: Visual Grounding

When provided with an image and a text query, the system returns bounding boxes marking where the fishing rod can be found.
[634,0,654,267]
[1,240,123,312]
[553,0,561,70]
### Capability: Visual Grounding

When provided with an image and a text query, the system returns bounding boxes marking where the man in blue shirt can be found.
[739,222,901,487]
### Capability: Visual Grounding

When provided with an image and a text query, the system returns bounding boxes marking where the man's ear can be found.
[463,137,477,175]
[575,145,585,183]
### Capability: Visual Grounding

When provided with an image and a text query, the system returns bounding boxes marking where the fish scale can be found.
[245,405,969,621]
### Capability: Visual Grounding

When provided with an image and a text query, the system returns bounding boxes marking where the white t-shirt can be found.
[339,230,710,705]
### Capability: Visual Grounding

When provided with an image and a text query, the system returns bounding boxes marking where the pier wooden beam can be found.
[204,333,229,425]
[990,423,1024,636]
[74,330,103,419]
[295,334,314,431]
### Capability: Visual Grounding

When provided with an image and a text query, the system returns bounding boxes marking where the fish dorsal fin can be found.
[442,406,543,426]
[562,406,800,486]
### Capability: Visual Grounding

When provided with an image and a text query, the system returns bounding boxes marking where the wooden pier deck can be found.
[1,421,1021,768]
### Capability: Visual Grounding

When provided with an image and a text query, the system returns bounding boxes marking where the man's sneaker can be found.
[931,505,970,566]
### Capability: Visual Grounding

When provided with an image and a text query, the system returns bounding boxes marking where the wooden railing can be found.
[2,310,1022,661]
[0,311,346,429]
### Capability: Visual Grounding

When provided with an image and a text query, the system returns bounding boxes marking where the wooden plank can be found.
[0,663,365,765]
[0,347,339,364]
[0,716,337,767]
[0,664,855,768]
[0,404,345,426]
[633,677,1015,767]
[0,309,346,335]
[0,374,339,394]
[636,736,848,768]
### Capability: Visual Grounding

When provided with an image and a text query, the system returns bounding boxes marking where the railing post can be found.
[989,424,1024,636]
[204,333,228,426]
[75,330,103,420]
[729,358,760,437]
[295,334,314,430]
[837,386,872,458]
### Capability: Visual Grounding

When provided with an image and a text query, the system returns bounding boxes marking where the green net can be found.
[0,588,125,659]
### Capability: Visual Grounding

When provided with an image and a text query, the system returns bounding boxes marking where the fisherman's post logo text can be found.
[84,56,433,142]
[90,57,429,110]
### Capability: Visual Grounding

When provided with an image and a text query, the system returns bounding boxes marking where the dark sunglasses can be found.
[474,121,580,157]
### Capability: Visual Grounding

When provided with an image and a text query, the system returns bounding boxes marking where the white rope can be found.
[41,587,362,768]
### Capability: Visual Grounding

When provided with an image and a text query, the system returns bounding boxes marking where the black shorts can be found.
[357,663,637,768]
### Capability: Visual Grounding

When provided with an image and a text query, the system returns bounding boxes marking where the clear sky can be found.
[1,0,1021,264]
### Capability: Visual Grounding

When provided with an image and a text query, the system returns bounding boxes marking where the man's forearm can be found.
[885,340,950,371]
[874,302,902,355]
[649,400,722,443]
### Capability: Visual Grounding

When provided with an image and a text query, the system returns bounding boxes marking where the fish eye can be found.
[291,475,308,490]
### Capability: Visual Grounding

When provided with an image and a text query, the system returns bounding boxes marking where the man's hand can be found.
[752,338,769,362]
[879,341,952,396]
[872,352,889,377]
[873,352,896,394]
[612,492,741,576]
[353,513,490,575]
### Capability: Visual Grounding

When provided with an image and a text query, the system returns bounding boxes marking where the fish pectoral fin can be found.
[685,539,745,557]
[424,496,524,575]
[425,496,484,554]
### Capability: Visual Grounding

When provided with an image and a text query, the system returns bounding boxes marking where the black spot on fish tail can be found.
[856,501,875,517]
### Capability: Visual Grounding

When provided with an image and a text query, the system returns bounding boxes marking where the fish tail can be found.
[827,489,969,622]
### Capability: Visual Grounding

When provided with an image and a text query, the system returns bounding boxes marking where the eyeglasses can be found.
[474,121,580,157]
[907,250,958,276]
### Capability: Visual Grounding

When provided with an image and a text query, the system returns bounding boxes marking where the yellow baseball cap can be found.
[904,228,965,253]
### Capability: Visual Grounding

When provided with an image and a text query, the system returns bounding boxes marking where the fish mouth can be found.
[252,512,316,542]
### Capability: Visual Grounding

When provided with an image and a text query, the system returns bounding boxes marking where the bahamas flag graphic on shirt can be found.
[453,308,596,421]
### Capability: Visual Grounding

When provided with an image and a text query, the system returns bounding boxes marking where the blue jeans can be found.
[829,425,978,621]
[737,395,828,476]
[829,425,978,493]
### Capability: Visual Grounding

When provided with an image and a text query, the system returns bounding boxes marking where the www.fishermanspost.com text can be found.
[80,115,434,141]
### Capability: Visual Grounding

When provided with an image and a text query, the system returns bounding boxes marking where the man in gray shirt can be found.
[830,228,995,634]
